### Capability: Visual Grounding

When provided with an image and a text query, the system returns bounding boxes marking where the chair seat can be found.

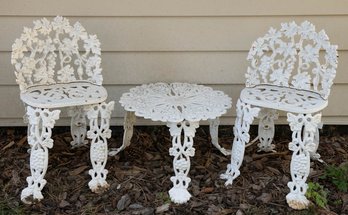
[240,85,328,114]
[20,82,107,108]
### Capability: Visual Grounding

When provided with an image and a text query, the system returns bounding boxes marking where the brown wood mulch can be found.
[0,125,347,215]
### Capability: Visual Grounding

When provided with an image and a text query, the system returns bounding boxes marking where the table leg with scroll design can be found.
[209,117,231,156]
[109,111,136,156]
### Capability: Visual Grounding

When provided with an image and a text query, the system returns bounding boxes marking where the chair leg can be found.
[109,111,136,156]
[286,112,322,210]
[208,117,231,156]
[257,108,278,152]
[68,106,88,147]
[85,101,114,193]
[309,124,322,161]
[167,120,199,204]
[21,106,60,204]
[221,99,260,185]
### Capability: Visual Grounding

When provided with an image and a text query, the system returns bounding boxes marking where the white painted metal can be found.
[68,106,88,147]
[11,16,114,204]
[21,107,60,204]
[118,82,232,204]
[119,82,232,123]
[20,82,107,109]
[240,85,328,114]
[167,120,198,204]
[257,108,278,152]
[221,99,260,185]
[109,111,136,156]
[221,21,338,210]
[209,117,231,156]
[286,112,322,209]
[85,101,114,193]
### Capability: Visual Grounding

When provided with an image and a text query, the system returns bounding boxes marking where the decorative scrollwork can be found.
[11,16,103,92]
[21,107,60,204]
[221,99,260,185]
[167,120,199,204]
[68,106,88,147]
[241,85,328,113]
[85,101,115,193]
[257,109,278,152]
[246,21,338,99]
[286,113,322,210]
[209,117,231,155]
[120,82,232,123]
[109,111,136,156]
[20,82,107,108]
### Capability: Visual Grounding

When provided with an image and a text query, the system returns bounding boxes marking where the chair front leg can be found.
[286,113,322,210]
[167,120,199,204]
[21,107,60,204]
[109,111,136,156]
[221,99,260,185]
[208,117,231,156]
[68,106,88,147]
[85,101,114,193]
[257,108,278,152]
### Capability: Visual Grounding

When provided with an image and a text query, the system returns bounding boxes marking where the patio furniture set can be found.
[11,16,338,210]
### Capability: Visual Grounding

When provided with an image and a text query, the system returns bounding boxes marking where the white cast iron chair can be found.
[11,16,115,204]
[221,21,338,209]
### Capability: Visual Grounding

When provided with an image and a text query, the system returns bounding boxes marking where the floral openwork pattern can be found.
[167,121,198,204]
[118,82,232,204]
[222,21,337,210]
[286,113,322,209]
[241,85,328,113]
[21,107,60,204]
[20,82,107,108]
[120,82,232,122]
[11,16,103,92]
[85,101,115,193]
[221,100,260,185]
[13,16,114,204]
[246,21,338,99]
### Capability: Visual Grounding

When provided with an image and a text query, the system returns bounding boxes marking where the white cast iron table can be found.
[111,82,232,204]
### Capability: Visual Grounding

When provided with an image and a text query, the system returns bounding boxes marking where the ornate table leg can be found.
[21,106,60,204]
[221,99,260,185]
[109,111,136,156]
[257,108,278,152]
[85,101,114,193]
[167,120,199,204]
[208,117,231,156]
[68,106,88,147]
[286,113,322,210]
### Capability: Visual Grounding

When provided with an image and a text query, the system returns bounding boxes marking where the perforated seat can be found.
[21,82,107,108]
[240,85,328,114]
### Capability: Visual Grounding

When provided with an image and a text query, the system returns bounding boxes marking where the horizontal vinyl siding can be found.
[1,16,348,52]
[1,0,348,16]
[0,1,347,126]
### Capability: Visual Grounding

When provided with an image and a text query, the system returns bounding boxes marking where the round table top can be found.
[120,82,232,122]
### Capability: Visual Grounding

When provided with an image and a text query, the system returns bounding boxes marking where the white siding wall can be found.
[0,0,347,125]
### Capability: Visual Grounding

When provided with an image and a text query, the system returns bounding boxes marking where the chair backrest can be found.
[245,21,338,99]
[11,16,102,92]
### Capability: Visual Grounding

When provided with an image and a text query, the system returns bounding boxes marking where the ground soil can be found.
[0,125,348,215]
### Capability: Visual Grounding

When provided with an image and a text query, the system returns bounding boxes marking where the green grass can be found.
[305,182,328,209]
[321,163,348,192]
[0,200,24,215]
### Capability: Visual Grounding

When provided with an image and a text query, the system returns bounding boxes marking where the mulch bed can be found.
[0,125,347,214]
